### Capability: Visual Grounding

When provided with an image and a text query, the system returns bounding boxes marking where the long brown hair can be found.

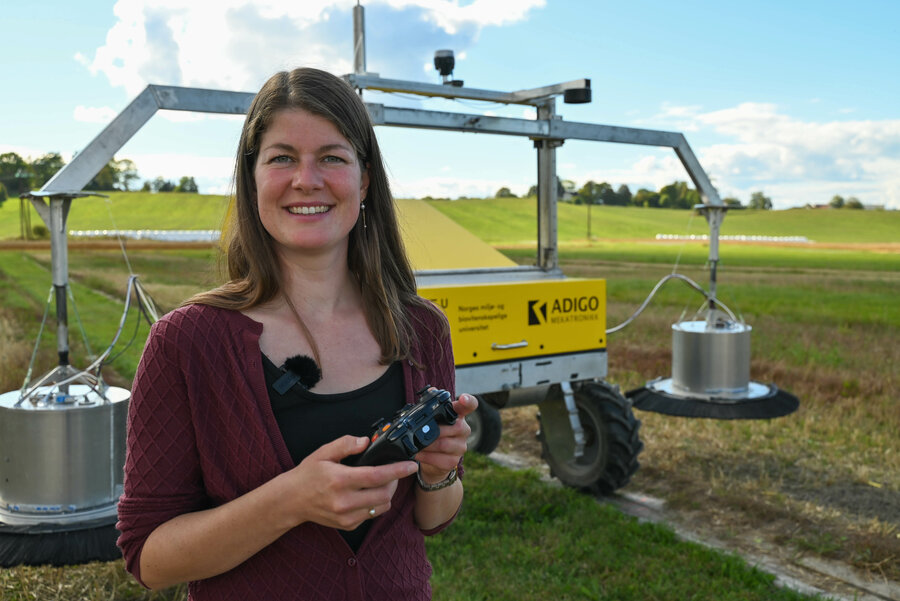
[186,67,444,364]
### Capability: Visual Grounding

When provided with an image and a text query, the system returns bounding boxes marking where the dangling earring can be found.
[360,201,367,229]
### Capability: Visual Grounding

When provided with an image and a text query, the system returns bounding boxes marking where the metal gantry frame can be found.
[35,74,723,289]
[31,0,727,388]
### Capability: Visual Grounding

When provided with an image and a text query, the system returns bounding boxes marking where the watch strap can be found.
[416,467,458,491]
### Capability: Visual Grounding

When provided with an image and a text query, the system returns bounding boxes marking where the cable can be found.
[671,210,696,275]
[17,287,54,404]
[17,276,159,405]
[67,284,95,360]
[606,273,737,335]
[105,197,134,275]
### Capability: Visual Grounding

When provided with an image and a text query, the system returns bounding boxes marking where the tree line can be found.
[495,179,775,210]
[0,151,198,205]
[828,195,865,210]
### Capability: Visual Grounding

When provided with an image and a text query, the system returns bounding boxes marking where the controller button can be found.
[422,425,431,434]
[382,424,391,432]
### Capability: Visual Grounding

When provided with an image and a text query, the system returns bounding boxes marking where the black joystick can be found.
[347,387,458,467]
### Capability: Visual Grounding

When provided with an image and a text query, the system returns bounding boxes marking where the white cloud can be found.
[127,152,234,181]
[381,0,545,34]
[646,102,900,209]
[77,0,544,97]
[389,173,529,199]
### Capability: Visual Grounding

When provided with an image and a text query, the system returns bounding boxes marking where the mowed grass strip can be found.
[0,455,819,601]
[427,454,818,601]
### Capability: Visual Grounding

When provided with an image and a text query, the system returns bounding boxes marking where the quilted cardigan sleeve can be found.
[408,302,465,537]
[115,311,212,586]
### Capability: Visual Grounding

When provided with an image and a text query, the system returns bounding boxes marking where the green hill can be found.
[426,198,900,245]
[2,192,898,245]
[0,192,230,239]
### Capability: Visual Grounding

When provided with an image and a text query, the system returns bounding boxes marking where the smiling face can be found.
[254,108,369,260]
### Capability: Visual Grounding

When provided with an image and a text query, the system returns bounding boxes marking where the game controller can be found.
[347,386,458,467]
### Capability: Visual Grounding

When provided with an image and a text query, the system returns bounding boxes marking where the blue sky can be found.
[3,0,899,209]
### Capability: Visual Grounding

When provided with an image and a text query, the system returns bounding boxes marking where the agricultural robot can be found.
[0,3,797,566]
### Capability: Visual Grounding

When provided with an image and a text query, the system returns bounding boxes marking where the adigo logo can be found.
[528,296,600,325]
[528,300,547,325]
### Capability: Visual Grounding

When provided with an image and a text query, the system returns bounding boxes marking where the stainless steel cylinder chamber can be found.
[0,385,129,525]
[671,320,751,398]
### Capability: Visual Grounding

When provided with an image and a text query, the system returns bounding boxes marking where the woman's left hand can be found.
[415,393,478,484]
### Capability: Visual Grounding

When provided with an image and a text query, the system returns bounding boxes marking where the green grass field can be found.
[0,192,230,239]
[426,197,900,244]
[4,192,899,244]
[0,194,897,600]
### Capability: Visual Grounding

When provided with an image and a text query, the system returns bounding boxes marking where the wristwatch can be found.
[416,467,458,491]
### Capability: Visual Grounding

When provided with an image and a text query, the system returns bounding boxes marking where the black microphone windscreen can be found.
[283,354,322,389]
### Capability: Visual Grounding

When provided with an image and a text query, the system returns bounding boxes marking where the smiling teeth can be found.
[288,206,330,215]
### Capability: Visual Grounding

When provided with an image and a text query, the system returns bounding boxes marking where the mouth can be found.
[286,205,331,215]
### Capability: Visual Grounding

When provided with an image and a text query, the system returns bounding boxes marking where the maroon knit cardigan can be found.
[117,303,459,601]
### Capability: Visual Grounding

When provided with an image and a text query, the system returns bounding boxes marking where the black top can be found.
[262,354,405,552]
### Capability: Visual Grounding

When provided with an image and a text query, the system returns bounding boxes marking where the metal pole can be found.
[353,2,366,75]
[535,101,561,271]
[587,202,591,240]
[696,204,727,322]
[45,197,73,393]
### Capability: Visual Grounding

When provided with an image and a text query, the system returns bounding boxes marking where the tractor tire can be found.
[465,397,503,455]
[538,381,643,495]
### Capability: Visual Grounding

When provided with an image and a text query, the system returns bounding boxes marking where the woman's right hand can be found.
[288,435,419,531]
[138,435,417,589]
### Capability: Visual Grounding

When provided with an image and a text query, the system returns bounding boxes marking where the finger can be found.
[353,461,419,488]
[311,434,370,463]
[423,425,469,453]
[356,499,392,525]
[431,419,472,447]
[452,393,478,418]
[417,441,466,464]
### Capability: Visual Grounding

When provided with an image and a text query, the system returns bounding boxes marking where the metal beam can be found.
[674,140,722,205]
[345,73,590,107]
[371,104,549,136]
[370,104,684,147]
[41,85,253,195]
[40,85,720,209]
[42,88,160,194]
[507,79,591,104]
[149,85,254,114]
[369,104,719,205]
[347,74,525,104]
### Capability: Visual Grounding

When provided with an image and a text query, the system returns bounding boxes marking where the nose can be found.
[291,160,323,192]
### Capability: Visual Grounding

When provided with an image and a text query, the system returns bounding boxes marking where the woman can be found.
[117,67,475,601]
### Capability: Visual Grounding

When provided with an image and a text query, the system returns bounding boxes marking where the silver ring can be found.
[368,508,376,518]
